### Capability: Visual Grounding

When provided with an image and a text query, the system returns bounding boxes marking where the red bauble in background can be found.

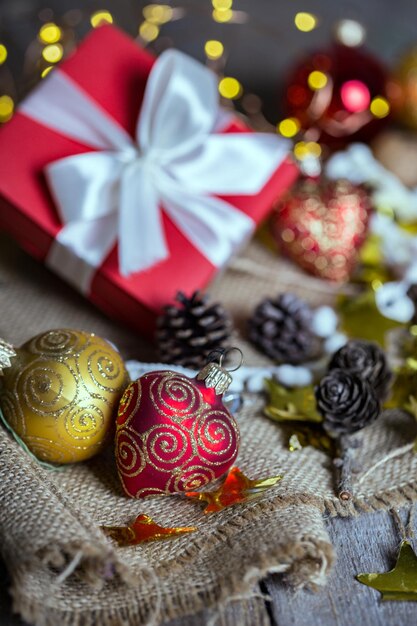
[115,358,240,499]
[284,43,390,148]
[272,178,371,282]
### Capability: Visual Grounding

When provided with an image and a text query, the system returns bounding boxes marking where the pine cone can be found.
[407,284,417,324]
[328,340,392,400]
[248,293,322,364]
[315,369,380,436]
[156,291,232,368]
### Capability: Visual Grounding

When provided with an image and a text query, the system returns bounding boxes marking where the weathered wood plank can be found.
[264,508,416,626]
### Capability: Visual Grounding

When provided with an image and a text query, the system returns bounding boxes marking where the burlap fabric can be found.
[1,234,417,626]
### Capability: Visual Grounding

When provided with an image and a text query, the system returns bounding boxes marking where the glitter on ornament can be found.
[115,349,243,498]
[284,44,390,147]
[272,178,371,282]
[0,329,129,464]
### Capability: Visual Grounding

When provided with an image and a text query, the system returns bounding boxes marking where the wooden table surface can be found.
[1,507,416,626]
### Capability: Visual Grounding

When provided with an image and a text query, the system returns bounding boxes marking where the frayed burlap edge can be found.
[9,534,334,626]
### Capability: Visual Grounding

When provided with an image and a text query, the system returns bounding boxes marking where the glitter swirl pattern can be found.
[194,410,239,466]
[148,372,201,422]
[116,371,240,497]
[0,329,129,464]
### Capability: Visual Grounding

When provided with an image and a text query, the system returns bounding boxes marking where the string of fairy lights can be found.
[0,3,391,164]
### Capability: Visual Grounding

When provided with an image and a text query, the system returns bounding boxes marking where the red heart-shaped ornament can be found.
[115,369,240,498]
[272,178,371,281]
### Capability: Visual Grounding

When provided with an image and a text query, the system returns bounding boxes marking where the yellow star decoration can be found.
[101,514,196,546]
[185,466,283,514]
[357,540,417,601]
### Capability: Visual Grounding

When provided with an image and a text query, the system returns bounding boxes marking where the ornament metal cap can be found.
[0,339,17,375]
[196,348,243,395]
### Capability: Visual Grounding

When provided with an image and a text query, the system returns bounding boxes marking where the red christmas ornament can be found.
[115,350,242,498]
[284,43,389,147]
[272,178,371,282]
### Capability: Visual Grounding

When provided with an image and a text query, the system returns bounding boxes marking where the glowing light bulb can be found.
[212,8,233,22]
[335,19,366,47]
[0,44,7,65]
[205,40,224,60]
[340,80,371,113]
[41,66,54,78]
[143,4,173,24]
[41,43,63,64]
[370,96,390,118]
[308,71,328,91]
[139,21,160,42]
[218,77,242,100]
[0,95,14,123]
[277,118,300,138]
[294,13,317,32]
[212,0,232,8]
[90,10,113,28]
[39,23,62,44]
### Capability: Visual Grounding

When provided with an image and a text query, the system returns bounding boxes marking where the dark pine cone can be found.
[315,368,381,436]
[248,293,322,364]
[407,284,417,324]
[156,291,232,368]
[328,340,392,400]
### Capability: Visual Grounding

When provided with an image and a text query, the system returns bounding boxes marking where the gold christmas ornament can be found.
[0,329,129,464]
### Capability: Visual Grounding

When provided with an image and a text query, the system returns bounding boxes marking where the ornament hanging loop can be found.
[198,347,244,395]
[211,347,244,373]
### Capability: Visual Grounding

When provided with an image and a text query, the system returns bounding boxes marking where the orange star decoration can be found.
[185,466,283,514]
[101,514,197,547]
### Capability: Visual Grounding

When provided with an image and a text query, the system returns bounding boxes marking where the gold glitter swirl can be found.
[169,465,216,493]
[149,372,202,422]
[117,381,141,429]
[24,436,73,463]
[116,429,145,478]
[194,410,238,466]
[27,329,84,356]
[63,403,105,441]
[19,361,78,416]
[84,347,126,393]
[142,424,189,472]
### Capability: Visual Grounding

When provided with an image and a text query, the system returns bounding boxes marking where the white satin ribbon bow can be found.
[20,49,288,293]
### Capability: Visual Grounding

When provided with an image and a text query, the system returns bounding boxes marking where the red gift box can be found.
[0,25,298,337]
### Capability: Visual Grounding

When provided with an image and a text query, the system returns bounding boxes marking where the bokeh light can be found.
[139,21,160,42]
[212,0,233,8]
[0,45,7,65]
[308,70,328,90]
[293,141,308,160]
[143,4,173,24]
[205,40,224,60]
[294,13,317,32]
[277,117,300,138]
[90,10,113,28]
[370,96,390,118]
[212,9,233,22]
[39,23,62,44]
[0,95,14,123]
[41,43,63,64]
[340,80,370,112]
[335,19,366,47]
[41,66,54,78]
[218,76,242,99]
